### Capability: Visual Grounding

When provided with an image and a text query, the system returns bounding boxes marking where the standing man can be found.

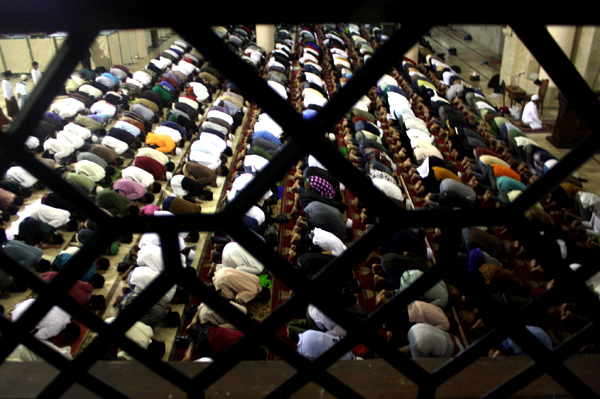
[2,71,19,119]
[31,61,42,87]
[520,94,543,130]
[15,75,29,110]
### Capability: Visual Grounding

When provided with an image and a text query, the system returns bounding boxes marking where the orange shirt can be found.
[145,133,175,153]
[492,164,521,182]
[432,167,461,183]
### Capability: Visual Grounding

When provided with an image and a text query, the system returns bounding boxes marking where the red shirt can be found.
[134,156,167,180]
[207,326,244,355]
[43,271,93,305]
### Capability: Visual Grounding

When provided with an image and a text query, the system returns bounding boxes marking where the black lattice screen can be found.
[1,4,600,398]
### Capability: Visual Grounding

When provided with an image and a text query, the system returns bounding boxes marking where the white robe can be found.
[221,242,265,275]
[521,100,542,129]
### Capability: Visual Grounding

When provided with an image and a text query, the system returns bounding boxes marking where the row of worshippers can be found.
[0,38,221,360]
[96,32,267,360]
[381,40,596,356]
[284,23,556,360]
[161,27,282,361]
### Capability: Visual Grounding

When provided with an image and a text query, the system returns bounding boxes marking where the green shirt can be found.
[95,190,131,216]
[64,173,96,193]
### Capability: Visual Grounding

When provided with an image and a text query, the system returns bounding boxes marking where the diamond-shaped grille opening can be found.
[1,5,600,398]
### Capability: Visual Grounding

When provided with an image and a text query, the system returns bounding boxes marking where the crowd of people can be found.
[1,23,598,366]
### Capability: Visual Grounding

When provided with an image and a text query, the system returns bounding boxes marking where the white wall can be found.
[450,24,505,57]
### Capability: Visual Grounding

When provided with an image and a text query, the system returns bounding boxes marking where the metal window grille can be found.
[1,3,600,398]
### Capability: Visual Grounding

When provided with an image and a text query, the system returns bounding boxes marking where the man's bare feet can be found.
[290,180,300,193]
[372,263,382,275]
[290,233,301,245]
[375,289,391,307]
[469,318,484,331]
[208,263,218,278]
[483,190,494,203]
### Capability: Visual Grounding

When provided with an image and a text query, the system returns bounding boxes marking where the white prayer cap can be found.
[426,248,433,260]
[570,263,582,271]
[25,136,39,150]
[531,94,539,101]
[346,219,353,229]
[165,171,173,181]
[175,147,182,156]
[216,176,225,188]
[187,249,196,262]
[328,133,336,141]
[96,186,104,193]
[91,135,99,143]
[20,74,28,81]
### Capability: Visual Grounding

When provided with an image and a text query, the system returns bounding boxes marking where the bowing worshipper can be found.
[488,326,553,357]
[377,297,452,340]
[184,302,247,339]
[402,323,463,358]
[28,204,79,231]
[42,137,76,165]
[89,144,125,166]
[296,330,356,361]
[52,247,108,287]
[161,196,202,215]
[289,227,348,262]
[11,297,81,343]
[373,252,448,309]
[95,188,140,217]
[118,292,181,329]
[0,187,25,217]
[73,159,114,186]
[106,125,144,149]
[146,131,178,154]
[117,262,176,307]
[286,301,348,342]
[423,178,479,209]
[134,155,171,182]
[410,157,462,196]
[135,146,173,168]
[14,216,65,249]
[76,151,108,170]
[461,227,512,261]
[212,267,270,305]
[121,165,162,193]
[181,323,266,362]
[101,134,134,157]
[135,244,187,274]
[179,160,220,188]
[209,241,266,277]
[112,178,155,204]
[63,171,96,194]
[169,174,214,203]
[155,122,186,144]
[0,239,51,272]
[43,271,106,310]
[104,315,166,360]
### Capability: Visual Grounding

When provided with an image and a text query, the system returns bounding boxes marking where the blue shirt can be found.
[161,121,186,138]
[253,130,281,146]
[114,120,141,137]
[53,252,97,282]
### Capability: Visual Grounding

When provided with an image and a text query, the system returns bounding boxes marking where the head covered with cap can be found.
[306,175,335,200]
